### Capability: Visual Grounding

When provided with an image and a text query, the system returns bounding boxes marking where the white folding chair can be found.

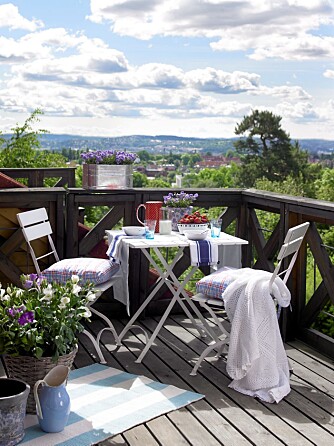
[190,222,310,375]
[17,207,122,364]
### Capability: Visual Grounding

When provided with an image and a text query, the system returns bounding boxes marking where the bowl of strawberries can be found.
[177,211,209,234]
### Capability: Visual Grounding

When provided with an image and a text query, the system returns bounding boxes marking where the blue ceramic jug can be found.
[33,365,70,433]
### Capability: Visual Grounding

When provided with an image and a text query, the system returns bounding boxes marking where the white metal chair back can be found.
[268,222,310,292]
[17,207,60,275]
[190,221,310,375]
[17,207,132,364]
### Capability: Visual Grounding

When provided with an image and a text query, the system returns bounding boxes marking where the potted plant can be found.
[0,273,96,412]
[81,149,138,189]
[163,191,199,231]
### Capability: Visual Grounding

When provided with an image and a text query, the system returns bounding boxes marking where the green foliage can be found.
[182,164,238,188]
[312,303,334,338]
[234,110,309,187]
[315,168,334,202]
[137,150,152,163]
[83,206,110,228]
[133,171,149,187]
[0,109,67,171]
[147,178,171,188]
[255,174,308,197]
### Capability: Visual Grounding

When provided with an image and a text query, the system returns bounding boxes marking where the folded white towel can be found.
[189,240,219,266]
[106,233,132,264]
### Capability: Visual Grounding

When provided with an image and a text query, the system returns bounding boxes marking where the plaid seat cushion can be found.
[196,266,237,300]
[42,258,120,285]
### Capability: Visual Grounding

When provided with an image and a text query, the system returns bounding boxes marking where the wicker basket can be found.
[3,348,77,414]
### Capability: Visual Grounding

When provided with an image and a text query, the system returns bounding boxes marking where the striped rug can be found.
[23,363,204,446]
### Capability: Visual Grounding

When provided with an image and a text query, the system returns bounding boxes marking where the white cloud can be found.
[276,101,320,120]
[324,69,334,78]
[254,85,311,101]
[0,3,43,31]
[0,1,333,139]
[88,0,334,61]
[0,28,89,63]
[185,68,260,93]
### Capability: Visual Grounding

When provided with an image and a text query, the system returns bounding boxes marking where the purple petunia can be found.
[8,307,19,317]
[18,311,34,326]
[23,279,33,289]
[7,305,26,317]
[163,191,198,208]
[23,274,45,289]
[81,150,137,165]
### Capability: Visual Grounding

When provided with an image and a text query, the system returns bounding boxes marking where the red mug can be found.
[136,201,163,233]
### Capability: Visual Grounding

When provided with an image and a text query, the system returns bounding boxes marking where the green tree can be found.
[0,109,66,169]
[133,171,149,187]
[181,154,191,166]
[315,168,334,202]
[255,175,308,197]
[234,110,308,187]
[183,164,238,188]
[147,178,170,188]
[226,149,236,159]
[137,150,151,163]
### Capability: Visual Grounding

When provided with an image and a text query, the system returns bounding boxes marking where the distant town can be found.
[34,134,334,157]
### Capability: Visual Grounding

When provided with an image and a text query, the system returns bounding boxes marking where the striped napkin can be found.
[189,239,219,266]
[106,232,130,264]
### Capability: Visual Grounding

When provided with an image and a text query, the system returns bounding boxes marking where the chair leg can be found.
[89,307,120,344]
[190,338,228,376]
[85,306,122,363]
[82,329,107,364]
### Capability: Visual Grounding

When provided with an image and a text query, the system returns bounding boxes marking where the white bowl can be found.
[122,226,146,236]
[184,229,210,241]
[177,223,208,235]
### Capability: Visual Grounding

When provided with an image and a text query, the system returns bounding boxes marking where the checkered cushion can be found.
[196,266,237,300]
[42,258,120,285]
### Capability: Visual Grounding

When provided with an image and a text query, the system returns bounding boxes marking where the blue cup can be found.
[144,219,156,239]
[210,219,221,238]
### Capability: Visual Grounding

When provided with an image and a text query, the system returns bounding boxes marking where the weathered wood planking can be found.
[1,311,333,446]
[74,313,334,446]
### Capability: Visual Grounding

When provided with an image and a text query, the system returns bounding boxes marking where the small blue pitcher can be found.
[33,365,71,433]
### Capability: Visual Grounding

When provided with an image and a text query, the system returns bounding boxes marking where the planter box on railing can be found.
[82,164,133,189]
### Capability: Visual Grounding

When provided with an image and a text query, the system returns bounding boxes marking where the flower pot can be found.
[165,206,193,231]
[82,164,133,189]
[3,348,77,414]
[0,378,30,446]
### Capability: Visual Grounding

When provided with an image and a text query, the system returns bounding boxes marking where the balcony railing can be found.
[0,167,76,187]
[0,184,333,359]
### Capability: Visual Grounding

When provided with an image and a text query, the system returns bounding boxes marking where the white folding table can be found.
[106,231,248,363]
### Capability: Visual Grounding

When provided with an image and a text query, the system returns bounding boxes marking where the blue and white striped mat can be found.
[23,363,204,446]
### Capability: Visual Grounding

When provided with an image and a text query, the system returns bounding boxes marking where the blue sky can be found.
[0,0,333,139]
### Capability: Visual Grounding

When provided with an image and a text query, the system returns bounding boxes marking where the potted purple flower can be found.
[163,191,199,231]
[0,274,95,412]
[81,149,138,189]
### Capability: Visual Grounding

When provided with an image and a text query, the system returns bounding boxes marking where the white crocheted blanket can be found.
[222,268,291,403]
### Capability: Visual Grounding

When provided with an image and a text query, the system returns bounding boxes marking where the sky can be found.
[0,0,333,140]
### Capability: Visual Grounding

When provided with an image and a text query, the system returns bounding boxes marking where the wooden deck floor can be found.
[74,312,334,446]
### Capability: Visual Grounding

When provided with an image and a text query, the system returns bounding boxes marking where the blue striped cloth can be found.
[23,364,203,446]
[106,232,130,264]
[189,240,219,266]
